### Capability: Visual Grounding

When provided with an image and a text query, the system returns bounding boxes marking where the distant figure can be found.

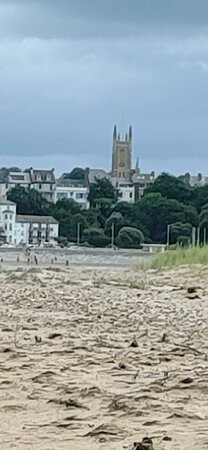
[51,258,54,264]
[0,258,3,263]
[66,260,69,267]
[34,255,38,266]
[27,258,30,266]
[17,256,20,264]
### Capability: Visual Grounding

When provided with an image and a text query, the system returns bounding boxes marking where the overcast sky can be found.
[0,0,208,175]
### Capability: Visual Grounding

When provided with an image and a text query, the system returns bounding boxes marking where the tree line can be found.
[7,173,208,247]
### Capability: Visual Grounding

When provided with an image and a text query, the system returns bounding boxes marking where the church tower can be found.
[111,126,132,180]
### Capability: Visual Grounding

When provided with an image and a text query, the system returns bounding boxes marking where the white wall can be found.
[118,186,135,203]
[55,186,90,209]
[15,221,59,245]
[14,222,28,245]
[0,203,16,244]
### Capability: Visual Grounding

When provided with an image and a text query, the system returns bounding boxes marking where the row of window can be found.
[5,214,13,220]
[5,223,12,231]
[119,192,133,198]
[57,192,86,200]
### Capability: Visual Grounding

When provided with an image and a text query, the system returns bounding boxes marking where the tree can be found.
[54,198,81,215]
[170,222,192,244]
[145,173,192,204]
[117,227,144,248]
[82,227,105,246]
[105,212,123,237]
[88,178,118,207]
[111,201,150,240]
[7,186,49,215]
[70,213,87,241]
[177,235,191,247]
[138,193,198,243]
[63,167,85,181]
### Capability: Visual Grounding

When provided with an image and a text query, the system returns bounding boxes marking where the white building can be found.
[15,215,59,246]
[0,171,30,200]
[0,200,16,244]
[0,199,59,246]
[117,184,135,203]
[0,168,56,203]
[55,184,89,209]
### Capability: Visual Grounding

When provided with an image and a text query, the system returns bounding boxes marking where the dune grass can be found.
[151,246,208,270]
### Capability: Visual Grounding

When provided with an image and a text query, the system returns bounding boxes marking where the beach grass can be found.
[151,246,208,269]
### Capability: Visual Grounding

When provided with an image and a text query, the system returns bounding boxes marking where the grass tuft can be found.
[151,246,208,270]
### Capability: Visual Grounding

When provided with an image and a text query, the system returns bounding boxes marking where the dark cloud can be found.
[0,0,207,173]
[1,0,208,39]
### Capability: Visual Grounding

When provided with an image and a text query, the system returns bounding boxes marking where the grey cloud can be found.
[0,0,208,174]
[1,0,208,39]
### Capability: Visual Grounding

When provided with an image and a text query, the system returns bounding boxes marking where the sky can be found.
[0,0,208,175]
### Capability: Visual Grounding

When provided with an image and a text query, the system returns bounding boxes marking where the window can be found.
[57,192,67,199]
[50,227,54,232]
[9,223,12,231]
[76,193,84,199]
[70,192,73,197]
[21,231,24,236]
[5,214,8,220]
[50,184,53,191]
[9,236,12,242]
[5,224,7,230]
[10,214,12,220]
[47,175,51,181]
[39,184,42,189]
[129,192,133,199]
[5,184,8,189]
[11,175,25,181]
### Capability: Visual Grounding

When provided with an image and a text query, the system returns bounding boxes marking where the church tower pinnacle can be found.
[111,126,132,180]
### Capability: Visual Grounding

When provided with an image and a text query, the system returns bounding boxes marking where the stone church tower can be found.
[111,125,132,180]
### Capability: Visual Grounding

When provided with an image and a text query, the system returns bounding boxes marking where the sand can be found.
[0,263,208,449]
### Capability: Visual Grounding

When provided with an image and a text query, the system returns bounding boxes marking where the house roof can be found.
[30,169,56,183]
[88,169,110,184]
[56,178,86,188]
[0,200,16,206]
[16,215,58,224]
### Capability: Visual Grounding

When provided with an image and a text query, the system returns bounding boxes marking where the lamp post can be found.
[111,222,115,249]
[166,224,171,248]
[77,223,81,246]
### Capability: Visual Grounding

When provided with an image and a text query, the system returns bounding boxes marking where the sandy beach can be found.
[0,260,208,449]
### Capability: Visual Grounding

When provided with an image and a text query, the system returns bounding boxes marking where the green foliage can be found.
[105,212,123,236]
[7,186,49,215]
[65,167,85,180]
[117,226,144,248]
[89,234,111,247]
[8,170,208,248]
[54,198,81,215]
[145,173,192,204]
[82,227,105,246]
[177,235,191,247]
[170,222,192,244]
[152,246,208,269]
[88,178,118,207]
[138,193,198,243]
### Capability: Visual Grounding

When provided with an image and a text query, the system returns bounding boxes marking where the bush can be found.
[90,234,111,247]
[82,227,104,245]
[177,235,191,247]
[117,227,144,248]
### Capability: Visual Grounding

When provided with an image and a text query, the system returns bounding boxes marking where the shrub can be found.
[117,227,144,248]
[90,234,111,247]
[82,227,104,245]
